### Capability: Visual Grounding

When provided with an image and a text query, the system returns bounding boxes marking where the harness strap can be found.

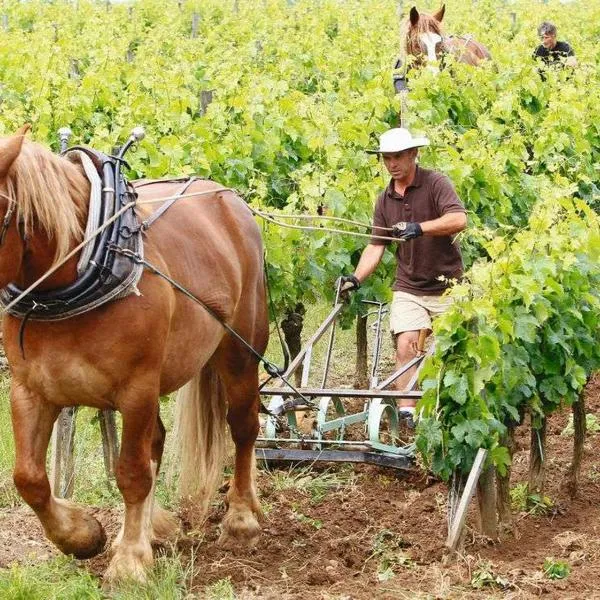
[139,177,199,231]
[109,245,315,415]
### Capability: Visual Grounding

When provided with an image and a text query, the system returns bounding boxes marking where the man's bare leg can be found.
[395,329,429,425]
[395,330,420,408]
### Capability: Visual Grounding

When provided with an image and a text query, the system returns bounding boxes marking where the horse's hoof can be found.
[53,513,107,559]
[105,544,153,584]
[218,509,261,548]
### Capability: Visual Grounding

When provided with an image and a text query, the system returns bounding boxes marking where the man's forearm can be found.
[420,212,467,236]
[354,244,386,282]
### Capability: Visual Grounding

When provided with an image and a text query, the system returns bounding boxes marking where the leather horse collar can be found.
[0,146,144,322]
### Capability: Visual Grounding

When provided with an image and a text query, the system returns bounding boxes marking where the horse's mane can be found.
[6,141,86,265]
[403,13,444,57]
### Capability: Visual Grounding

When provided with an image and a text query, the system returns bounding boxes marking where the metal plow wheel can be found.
[257,300,433,470]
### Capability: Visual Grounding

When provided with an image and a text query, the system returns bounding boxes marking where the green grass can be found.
[0,556,103,600]
[0,376,15,507]
[510,482,553,515]
[543,557,571,580]
[205,577,237,600]
[268,463,358,504]
[0,552,195,600]
[365,529,415,583]
[470,561,510,590]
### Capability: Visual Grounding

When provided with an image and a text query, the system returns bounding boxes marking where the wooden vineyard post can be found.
[126,43,135,64]
[191,13,200,39]
[529,415,547,494]
[199,89,214,115]
[446,448,487,551]
[567,391,586,497]
[99,410,120,479]
[50,408,120,497]
[477,463,498,539]
[50,407,78,498]
[69,58,80,79]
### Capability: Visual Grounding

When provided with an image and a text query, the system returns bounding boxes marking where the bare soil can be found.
[1,374,599,599]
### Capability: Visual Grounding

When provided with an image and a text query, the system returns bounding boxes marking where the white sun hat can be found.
[366,128,430,154]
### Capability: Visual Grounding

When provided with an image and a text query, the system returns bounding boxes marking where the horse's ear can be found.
[409,6,420,26]
[15,124,31,137]
[432,4,445,22]
[0,126,28,176]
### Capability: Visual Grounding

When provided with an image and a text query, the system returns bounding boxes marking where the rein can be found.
[133,190,402,242]
[108,244,312,415]
[0,172,400,415]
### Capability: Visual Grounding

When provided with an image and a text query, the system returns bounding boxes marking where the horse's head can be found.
[0,126,30,286]
[0,126,86,289]
[404,5,446,69]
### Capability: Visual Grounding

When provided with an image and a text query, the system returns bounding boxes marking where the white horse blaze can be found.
[419,31,442,66]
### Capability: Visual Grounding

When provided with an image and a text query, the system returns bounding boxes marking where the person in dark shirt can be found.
[336,128,467,426]
[533,21,577,68]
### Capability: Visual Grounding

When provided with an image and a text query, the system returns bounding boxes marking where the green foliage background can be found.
[0,0,598,476]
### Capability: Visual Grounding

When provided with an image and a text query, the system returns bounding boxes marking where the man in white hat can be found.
[337,127,467,427]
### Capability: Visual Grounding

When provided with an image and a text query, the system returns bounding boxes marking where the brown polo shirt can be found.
[371,166,466,295]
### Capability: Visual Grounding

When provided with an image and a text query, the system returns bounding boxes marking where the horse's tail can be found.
[173,364,228,521]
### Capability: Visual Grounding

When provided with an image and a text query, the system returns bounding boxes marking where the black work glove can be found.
[335,274,360,299]
[391,221,423,241]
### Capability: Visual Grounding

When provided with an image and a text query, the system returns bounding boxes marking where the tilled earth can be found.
[0,374,599,599]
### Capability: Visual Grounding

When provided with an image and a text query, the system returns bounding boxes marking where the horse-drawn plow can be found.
[256,300,432,470]
[49,298,429,502]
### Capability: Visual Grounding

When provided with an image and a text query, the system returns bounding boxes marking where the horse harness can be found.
[1,147,146,322]
[0,145,309,415]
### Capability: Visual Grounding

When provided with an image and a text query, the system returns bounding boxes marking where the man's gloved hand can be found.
[391,221,423,241]
[335,274,360,299]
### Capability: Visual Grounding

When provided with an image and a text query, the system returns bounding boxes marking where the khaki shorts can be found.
[390,291,453,335]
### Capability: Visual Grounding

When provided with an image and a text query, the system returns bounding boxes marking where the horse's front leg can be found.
[11,383,106,558]
[111,411,179,550]
[106,391,158,583]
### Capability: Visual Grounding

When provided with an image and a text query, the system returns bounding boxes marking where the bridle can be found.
[0,192,21,247]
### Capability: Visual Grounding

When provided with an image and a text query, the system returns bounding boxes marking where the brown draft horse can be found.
[0,126,268,582]
[404,5,490,69]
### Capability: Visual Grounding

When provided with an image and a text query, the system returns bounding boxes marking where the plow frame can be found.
[257,300,434,470]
